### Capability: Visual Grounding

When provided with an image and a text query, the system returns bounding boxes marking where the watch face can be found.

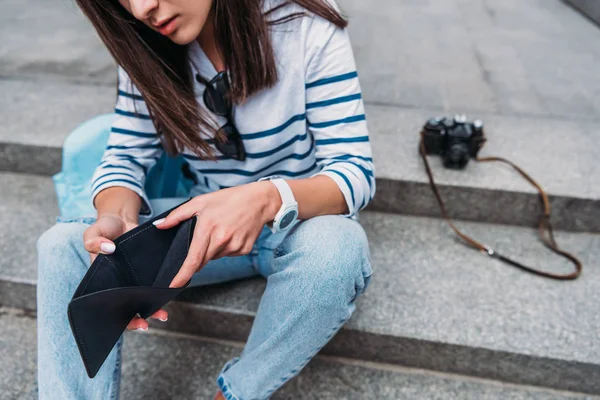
[279,210,298,230]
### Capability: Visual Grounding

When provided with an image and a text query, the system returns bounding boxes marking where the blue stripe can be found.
[219,164,319,188]
[183,132,311,162]
[326,160,374,191]
[182,138,215,147]
[118,90,144,101]
[91,171,139,190]
[359,194,367,211]
[106,143,162,150]
[306,71,358,89]
[93,178,143,191]
[114,153,160,162]
[98,163,135,172]
[328,170,355,210]
[182,153,205,162]
[337,166,367,210]
[102,156,150,174]
[196,146,315,177]
[347,161,373,177]
[111,127,156,138]
[315,136,369,146]
[316,154,373,163]
[261,163,318,178]
[115,108,151,120]
[242,114,306,139]
[306,93,362,110]
[309,114,366,129]
[244,132,310,158]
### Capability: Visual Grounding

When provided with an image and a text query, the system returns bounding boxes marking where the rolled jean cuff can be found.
[217,357,242,400]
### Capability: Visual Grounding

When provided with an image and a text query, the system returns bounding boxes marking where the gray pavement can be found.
[4,0,600,121]
[0,0,114,84]
[0,79,113,148]
[565,0,600,28]
[2,307,597,400]
[344,0,600,121]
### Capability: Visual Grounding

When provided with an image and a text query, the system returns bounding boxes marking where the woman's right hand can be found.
[83,215,169,330]
[83,215,136,263]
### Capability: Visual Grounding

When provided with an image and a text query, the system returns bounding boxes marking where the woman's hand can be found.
[83,214,169,331]
[154,181,280,288]
[84,215,136,264]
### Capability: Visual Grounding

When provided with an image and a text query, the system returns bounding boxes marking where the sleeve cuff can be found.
[312,170,356,218]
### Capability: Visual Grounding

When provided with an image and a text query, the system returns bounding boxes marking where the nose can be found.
[128,0,158,21]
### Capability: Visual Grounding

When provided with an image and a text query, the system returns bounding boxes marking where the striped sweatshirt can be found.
[90,3,375,218]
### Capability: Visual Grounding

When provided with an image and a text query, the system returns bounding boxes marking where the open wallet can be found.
[67,202,195,378]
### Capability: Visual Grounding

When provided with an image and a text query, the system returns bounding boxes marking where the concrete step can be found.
[2,306,597,400]
[347,0,600,121]
[0,79,114,176]
[0,0,115,84]
[346,0,600,232]
[1,77,598,232]
[2,172,600,395]
[4,0,600,120]
[565,0,600,26]
[1,0,599,231]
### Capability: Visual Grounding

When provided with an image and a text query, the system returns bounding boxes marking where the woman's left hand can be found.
[153,181,280,288]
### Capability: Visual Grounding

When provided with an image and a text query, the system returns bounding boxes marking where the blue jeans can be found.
[36,198,372,400]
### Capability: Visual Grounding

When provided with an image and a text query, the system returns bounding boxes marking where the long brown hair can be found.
[74,0,347,159]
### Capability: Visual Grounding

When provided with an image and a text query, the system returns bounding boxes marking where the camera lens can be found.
[443,143,470,169]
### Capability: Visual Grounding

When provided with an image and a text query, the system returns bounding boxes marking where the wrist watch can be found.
[258,176,299,232]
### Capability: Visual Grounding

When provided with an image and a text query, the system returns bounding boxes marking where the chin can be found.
[169,25,202,45]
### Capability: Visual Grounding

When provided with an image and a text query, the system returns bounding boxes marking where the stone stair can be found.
[1,172,599,398]
[2,0,599,232]
[3,306,596,400]
[1,0,600,398]
[565,0,600,26]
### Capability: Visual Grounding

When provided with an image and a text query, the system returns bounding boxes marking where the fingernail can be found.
[159,317,168,322]
[100,242,116,254]
[136,327,148,332]
[153,218,166,226]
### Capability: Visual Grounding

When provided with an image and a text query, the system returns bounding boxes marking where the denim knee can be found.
[38,222,85,256]
[274,215,373,307]
[37,221,92,283]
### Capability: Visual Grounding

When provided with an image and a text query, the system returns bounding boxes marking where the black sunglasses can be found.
[196,71,246,161]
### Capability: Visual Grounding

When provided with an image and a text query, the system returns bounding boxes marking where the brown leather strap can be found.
[419,130,582,280]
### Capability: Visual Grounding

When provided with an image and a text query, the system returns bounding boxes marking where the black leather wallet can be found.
[67,203,194,378]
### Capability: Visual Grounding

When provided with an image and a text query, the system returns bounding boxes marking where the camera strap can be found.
[418,131,582,280]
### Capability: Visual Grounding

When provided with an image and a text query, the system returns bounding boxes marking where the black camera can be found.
[420,115,486,169]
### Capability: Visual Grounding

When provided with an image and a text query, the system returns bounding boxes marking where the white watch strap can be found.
[270,178,296,206]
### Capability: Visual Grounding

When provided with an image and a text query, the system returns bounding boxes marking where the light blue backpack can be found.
[53,113,193,218]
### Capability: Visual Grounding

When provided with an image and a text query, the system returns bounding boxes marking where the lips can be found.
[153,15,173,27]
[155,16,178,35]
[156,16,174,28]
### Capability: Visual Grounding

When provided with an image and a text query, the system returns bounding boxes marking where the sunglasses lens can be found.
[216,124,245,161]
[203,73,231,116]
[204,87,229,116]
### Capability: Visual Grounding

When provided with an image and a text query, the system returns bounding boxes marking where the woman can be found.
[36,0,375,398]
